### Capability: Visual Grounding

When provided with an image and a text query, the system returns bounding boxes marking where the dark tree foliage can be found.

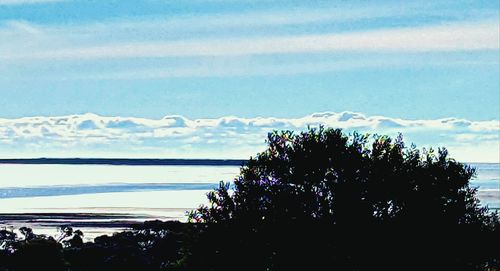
[0,228,66,271]
[186,127,499,270]
[0,222,191,271]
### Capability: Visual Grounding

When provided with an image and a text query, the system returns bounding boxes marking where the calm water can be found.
[0,163,498,216]
[0,165,240,220]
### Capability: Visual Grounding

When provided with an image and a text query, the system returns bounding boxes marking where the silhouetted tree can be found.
[0,229,16,253]
[187,127,499,270]
[18,227,35,241]
[58,227,84,248]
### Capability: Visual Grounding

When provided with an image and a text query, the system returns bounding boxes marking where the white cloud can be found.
[1,20,497,61]
[0,7,497,80]
[0,112,498,162]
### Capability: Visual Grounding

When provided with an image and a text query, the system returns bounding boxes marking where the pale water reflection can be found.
[0,163,497,240]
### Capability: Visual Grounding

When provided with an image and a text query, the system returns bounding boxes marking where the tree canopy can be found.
[185,127,499,270]
[190,127,494,227]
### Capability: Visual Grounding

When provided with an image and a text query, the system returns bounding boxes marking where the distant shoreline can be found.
[0,158,247,166]
[0,158,496,166]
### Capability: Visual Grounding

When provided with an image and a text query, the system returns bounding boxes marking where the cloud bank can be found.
[0,112,498,162]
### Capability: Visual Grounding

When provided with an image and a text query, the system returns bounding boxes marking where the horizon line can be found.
[0,158,247,166]
[0,158,496,165]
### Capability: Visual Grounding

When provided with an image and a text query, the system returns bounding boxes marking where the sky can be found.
[0,0,499,161]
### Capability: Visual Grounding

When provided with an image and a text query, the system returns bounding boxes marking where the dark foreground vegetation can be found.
[1,128,499,270]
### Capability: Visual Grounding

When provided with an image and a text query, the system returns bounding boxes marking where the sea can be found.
[0,162,498,240]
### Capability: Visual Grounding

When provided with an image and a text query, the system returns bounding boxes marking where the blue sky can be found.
[0,0,499,161]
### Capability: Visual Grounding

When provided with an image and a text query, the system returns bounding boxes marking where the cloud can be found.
[0,112,498,162]
[1,20,497,61]
[0,0,64,5]
[2,20,43,35]
[0,5,497,80]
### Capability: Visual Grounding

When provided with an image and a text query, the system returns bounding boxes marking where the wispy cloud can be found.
[0,3,497,80]
[0,112,498,162]
[0,0,65,5]
[2,20,43,35]
[54,54,495,81]
[1,20,497,61]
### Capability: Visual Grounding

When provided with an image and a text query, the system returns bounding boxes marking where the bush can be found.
[186,127,499,270]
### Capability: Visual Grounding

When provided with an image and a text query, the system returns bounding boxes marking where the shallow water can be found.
[0,163,497,213]
[0,163,497,240]
[0,165,239,222]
